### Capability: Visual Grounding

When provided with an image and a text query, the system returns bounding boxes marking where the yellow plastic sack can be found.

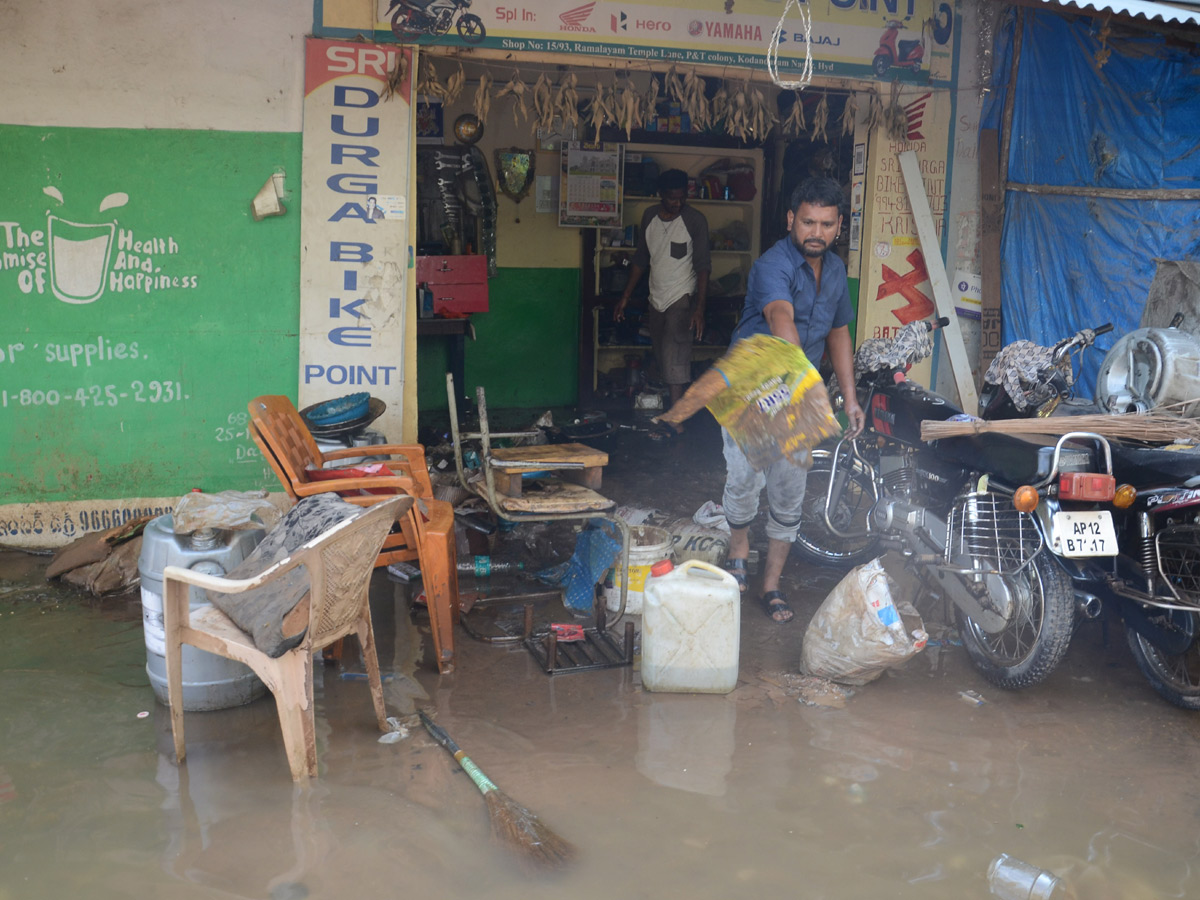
[659,333,840,470]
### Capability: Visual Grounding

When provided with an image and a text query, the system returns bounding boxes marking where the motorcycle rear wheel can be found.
[793,449,880,568]
[956,552,1074,689]
[1125,626,1200,710]
[872,54,891,77]
[456,13,486,43]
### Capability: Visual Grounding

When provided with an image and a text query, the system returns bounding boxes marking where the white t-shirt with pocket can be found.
[644,214,695,312]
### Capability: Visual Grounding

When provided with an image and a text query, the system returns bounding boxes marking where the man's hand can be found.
[614,295,629,322]
[689,306,706,340]
[842,398,865,439]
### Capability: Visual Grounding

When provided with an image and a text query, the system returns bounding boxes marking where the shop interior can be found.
[412,54,860,416]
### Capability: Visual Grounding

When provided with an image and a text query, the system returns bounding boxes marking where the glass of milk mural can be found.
[44,189,126,304]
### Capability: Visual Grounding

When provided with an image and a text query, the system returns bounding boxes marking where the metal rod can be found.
[1007,183,1200,201]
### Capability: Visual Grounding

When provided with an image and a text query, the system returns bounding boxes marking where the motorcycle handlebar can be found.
[924,316,950,332]
[1093,322,1114,337]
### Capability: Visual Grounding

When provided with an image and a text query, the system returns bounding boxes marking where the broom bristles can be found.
[484,788,577,867]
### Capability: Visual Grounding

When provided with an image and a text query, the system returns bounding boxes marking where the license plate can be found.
[1051,511,1118,558]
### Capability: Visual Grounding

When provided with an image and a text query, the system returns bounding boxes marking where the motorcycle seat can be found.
[933,430,1085,488]
[1109,440,1200,489]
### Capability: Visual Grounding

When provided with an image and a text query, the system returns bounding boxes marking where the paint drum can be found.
[138,515,267,711]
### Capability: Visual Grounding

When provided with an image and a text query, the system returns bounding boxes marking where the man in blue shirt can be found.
[723,176,864,623]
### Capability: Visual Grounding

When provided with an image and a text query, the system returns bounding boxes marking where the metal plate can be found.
[1050,510,1118,557]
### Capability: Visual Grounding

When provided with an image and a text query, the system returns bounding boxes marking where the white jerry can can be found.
[641,559,740,694]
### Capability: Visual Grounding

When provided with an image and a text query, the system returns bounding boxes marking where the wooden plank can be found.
[1008,184,1200,201]
[897,150,979,413]
[490,443,608,468]
[979,129,1004,384]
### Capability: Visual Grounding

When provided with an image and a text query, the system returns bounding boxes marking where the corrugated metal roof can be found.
[1039,0,1200,25]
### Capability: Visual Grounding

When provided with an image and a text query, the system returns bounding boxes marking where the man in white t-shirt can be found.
[614,169,711,433]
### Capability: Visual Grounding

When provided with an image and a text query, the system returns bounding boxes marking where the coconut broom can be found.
[418,710,576,868]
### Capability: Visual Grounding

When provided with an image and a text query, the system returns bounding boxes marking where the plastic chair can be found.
[163,496,409,781]
[247,395,459,673]
[445,374,632,624]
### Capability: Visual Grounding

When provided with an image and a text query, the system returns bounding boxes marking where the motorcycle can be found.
[979,320,1200,710]
[796,317,1122,691]
[872,19,926,77]
[388,0,486,45]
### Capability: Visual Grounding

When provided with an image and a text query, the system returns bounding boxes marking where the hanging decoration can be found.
[473,71,493,127]
[584,75,612,141]
[532,72,554,133]
[444,63,466,105]
[382,50,409,102]
[781,90,806,137]
[766,0,814,92]
[840,92,858,136]
[710,81,729,126]
[682,69,710,131]
[884,80,907,141]
[553,71,581,135]
[865,88,884,133]
[494,70,529,127]
[810,92,829,143]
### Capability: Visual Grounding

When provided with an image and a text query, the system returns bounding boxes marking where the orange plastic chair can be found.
[247,395,459,674]
[163,496,409,780]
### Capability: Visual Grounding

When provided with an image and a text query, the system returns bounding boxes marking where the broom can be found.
[418,710,576,868]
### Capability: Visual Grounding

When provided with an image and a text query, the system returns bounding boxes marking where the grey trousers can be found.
[720,427,808,543]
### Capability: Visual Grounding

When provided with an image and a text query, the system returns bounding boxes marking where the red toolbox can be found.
[416,255,489,315]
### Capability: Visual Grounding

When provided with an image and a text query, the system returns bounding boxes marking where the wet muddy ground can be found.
[2,412,1199,899]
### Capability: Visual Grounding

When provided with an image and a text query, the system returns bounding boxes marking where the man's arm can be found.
[826,324,864,437]
[763,299,800,345]
[689,269,710,339]
[615,264,645,321]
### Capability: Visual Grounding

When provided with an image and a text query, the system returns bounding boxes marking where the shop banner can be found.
[315,0,956,84]
[301,38,414,439]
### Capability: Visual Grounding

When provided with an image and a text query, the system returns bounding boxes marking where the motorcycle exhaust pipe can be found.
[1075,592,1102,620]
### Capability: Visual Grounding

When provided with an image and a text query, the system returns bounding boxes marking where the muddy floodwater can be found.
[2,418,1199,899]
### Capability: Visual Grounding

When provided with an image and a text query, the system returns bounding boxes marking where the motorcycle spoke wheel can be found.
[456,13,486,43]
[793,450,879,568]
[1125,626,1200,710]
[957,552,1074,690]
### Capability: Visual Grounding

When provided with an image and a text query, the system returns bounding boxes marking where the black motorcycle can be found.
[388,0,486,44]
[979,321,1200,710]
[796,318,1123,691]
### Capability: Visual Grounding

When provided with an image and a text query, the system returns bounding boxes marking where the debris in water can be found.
[959,690,986,707]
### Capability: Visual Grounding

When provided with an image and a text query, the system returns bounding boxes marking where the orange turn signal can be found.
[1013,485,1039,513]
[1113,483,1137,509]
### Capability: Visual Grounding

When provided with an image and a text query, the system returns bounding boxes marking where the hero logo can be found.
[560,2,596,31]
[611,10,671,32]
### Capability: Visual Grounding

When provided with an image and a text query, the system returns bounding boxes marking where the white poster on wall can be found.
[300,38,414,440]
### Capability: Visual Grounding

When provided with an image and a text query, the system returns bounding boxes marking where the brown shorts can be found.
[647,295,694,385]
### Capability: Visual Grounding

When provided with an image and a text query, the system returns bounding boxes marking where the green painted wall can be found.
[0,126,301,503]
[418,267,581,411]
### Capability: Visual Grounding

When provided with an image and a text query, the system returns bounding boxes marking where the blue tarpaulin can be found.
[983,10,1200,396]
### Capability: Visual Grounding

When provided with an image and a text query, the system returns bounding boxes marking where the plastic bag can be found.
[535,519,622,611]
[799,558,928,686]
[171,489,281,534]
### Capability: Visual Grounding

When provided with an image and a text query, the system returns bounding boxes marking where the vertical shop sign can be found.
[301,38,413,438]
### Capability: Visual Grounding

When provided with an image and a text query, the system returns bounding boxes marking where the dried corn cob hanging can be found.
[495,70,529,127]
[725,80,749,140]
[382,50,409,102]
[865,88,884,132]
[584,77,612,142]
[664,65,685,104]
[710,82,729,127]
[748,85,777,138]
[781,90,806,137]
[682,68,709,131]
[809,92,829,143]
[473,71,493,126]
[416,56,447,102]
[553,71,580,135]
[532,72,554,133]
[884,80,907,141]
[643,74,661,121]
[444,62,466,105]
[840,92,859,136]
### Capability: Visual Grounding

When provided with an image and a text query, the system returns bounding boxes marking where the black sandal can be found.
[726,558,749,593]
[760,590,794,624]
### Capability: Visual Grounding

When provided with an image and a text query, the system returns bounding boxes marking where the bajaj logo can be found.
[560,1,597,31]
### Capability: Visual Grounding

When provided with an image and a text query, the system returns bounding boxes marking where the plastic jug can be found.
[641,559,740,693]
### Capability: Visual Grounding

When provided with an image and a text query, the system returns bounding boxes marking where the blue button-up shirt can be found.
[731,237,853,364]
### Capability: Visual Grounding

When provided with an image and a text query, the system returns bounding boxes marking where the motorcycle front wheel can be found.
[793,449,879,568]
[457,13,486,43]
[956,552,1074,689]
[1125,626,1200,710]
